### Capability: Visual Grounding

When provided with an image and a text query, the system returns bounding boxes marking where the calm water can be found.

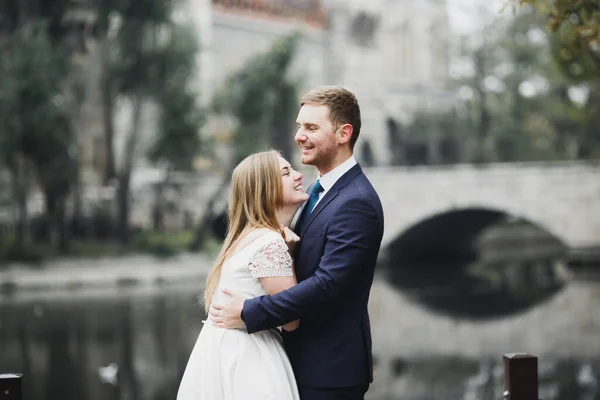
[0,271,599,400]
[0,287,203,400]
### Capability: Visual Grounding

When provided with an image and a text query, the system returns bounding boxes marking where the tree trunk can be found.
[16,185,28,247]
[12,157,29,249]
[152,167,171,233]
[56,196,69,253]
[151,182,165,232]
[117,173,131,242]
[100,39,117,184]
[117,95,143,242]
[69,166,87,238]
[44,190,57,246]
[474,48,490,164]
[42,192,70,253]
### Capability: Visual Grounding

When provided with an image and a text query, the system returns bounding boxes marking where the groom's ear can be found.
[338,123,353,145]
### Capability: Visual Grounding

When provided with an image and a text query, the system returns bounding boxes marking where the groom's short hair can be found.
[300,86,361,150]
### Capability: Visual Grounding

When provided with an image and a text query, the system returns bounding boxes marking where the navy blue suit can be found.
[242,164,384,399]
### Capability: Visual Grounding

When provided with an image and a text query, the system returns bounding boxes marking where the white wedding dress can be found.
[177,229,300,400]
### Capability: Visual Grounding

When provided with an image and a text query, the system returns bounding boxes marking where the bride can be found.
[177,150,309,400]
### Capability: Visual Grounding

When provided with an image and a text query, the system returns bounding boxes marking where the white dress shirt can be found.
[313,155,357,209]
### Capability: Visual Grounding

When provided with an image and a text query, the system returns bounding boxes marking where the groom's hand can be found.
[209,288,246,329]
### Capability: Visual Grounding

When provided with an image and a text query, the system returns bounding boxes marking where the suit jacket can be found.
[243,163,385,388]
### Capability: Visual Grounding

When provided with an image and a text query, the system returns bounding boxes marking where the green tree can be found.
[147,23,204,171]
[94,0,176,184]
[0,25,74,252]
[149,82,204,171]
[403,8,600,164]
[517,0,600,82]
[497,9,600,159]
[190,33,301,250]
[146,24,205,232]
[513,1,600,157]
[212,32,301,163]
[96,0,193,241]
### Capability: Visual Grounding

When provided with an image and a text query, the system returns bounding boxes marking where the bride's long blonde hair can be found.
[203,150,284,311]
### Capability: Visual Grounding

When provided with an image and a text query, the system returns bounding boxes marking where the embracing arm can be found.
[259,275,299,331]
[242,198,382,333]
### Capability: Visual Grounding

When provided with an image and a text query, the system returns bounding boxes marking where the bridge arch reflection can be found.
[381,207,568,320]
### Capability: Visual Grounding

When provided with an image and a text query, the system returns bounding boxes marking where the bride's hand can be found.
[282,226,300,254]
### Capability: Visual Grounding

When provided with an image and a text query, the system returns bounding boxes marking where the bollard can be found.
[0,374,22,400]
[503,353,538,400]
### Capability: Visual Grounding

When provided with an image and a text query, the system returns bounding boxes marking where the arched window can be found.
[350,12,379,48]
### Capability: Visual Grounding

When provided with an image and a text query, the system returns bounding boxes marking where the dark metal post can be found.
[0,374,22,400]
[503,353,538,400]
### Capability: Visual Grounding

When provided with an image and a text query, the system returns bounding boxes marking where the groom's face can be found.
[295,104,338,170]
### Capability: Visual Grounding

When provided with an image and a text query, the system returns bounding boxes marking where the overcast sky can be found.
[447,0,513,34]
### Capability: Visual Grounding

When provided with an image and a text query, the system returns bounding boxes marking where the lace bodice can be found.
[249,239,293,278]
[214,230,294,302]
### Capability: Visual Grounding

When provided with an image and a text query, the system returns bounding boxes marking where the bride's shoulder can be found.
[241,227,281,246]
[254,228,284,243]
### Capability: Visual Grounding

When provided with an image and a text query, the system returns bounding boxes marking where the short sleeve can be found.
[248,238,293,278]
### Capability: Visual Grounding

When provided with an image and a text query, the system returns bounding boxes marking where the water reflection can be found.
[0,290,204,400]
[0,280,598,400]
[384,257,566,319]
[372,357,600,400]
[384,221,568,320]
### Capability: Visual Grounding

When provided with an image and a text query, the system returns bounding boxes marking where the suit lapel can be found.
[299,188,338,235]
[292,182,314,232]
[299,164,363,236]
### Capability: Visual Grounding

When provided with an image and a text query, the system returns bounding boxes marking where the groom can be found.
[210,86,384,400]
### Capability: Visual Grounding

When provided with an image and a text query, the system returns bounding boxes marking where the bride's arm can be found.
[249,237,300,332]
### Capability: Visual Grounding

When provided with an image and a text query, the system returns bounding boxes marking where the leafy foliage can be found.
[517,0,600,82]
[399,8,600,165]
[147,24,205,171]
[94,0,204,240]
[518,0,600,43]
[0,23,75,252]
[0,24,74,185]
[0,26,68,161]
[213,32,301,163]
[1,0,207,259]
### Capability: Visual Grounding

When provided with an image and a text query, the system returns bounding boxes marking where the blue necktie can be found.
[305,180,324,215]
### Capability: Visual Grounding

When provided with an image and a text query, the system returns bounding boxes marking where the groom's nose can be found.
[295,129,306,143]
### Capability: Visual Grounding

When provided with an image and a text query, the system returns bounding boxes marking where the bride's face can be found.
[278,156,309,207]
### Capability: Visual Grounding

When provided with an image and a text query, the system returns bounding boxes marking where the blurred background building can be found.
[182,0,454,166]
[71,0,454,187]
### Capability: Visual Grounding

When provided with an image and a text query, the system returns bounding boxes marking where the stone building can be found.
[182,0,455,167]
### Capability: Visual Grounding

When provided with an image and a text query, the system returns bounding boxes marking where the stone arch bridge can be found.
[362,160,600,265]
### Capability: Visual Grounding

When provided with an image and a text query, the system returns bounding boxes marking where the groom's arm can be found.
[242,197,383,334]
